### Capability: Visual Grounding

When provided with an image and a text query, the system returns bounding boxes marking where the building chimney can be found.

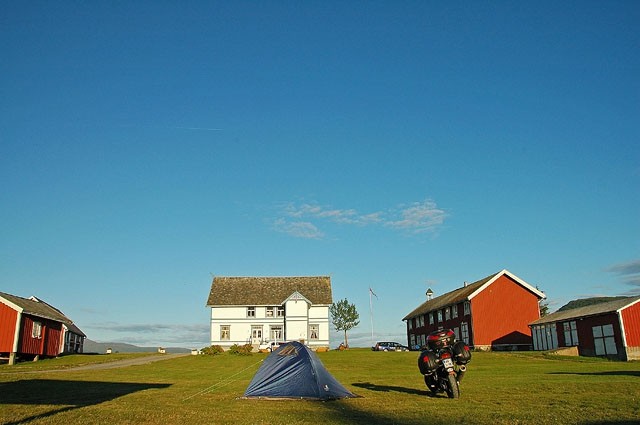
[463,281,468,287]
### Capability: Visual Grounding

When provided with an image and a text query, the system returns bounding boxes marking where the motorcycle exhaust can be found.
[457,365,467,382]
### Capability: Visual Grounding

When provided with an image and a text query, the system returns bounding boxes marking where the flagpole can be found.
[369,288,373,346]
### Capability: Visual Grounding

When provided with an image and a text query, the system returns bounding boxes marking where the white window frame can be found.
[464,301,471,315]
[437,310,443,322]
[32,321,42,339]
[429,313,434,325]
[220,325,230,341]
[270,325,283,341]
[277,306,285,317]
[247,306,256,317]
[445,307,451,321]
[452,304,459,319]
[309,324,319,340]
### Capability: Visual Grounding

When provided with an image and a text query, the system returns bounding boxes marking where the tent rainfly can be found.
[243,341,357,400]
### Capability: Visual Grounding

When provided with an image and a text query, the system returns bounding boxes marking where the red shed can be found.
[403,269,546,350]
[529,296,640,361]
[0,292,85,365]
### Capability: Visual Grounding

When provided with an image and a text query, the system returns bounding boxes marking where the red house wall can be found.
[471,275,541,347]
[18,315,63,357]
[0,302,19,352]
[621,301,640,347]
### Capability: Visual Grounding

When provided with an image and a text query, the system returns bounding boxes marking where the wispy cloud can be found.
[273,218,324,239]
[273,199,447,239]
[606,259,640,288]
[385,200,447,233]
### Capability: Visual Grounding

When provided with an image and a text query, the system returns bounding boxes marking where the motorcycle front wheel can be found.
[445,374,460,399]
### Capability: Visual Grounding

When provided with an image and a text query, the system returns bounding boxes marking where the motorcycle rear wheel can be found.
[424,375,438,394]
[445,374,460,399]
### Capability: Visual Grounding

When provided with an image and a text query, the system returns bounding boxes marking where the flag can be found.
[369,287,378,299]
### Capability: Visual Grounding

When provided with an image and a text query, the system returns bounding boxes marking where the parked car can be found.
[258,341,281,352]
[372,341,409,352]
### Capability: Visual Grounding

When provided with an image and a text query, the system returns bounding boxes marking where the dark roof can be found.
[402,273,497,320]
[402,269,545,321]
[0,292,72,324]
[206,276,333,306]
[530,296,640,326]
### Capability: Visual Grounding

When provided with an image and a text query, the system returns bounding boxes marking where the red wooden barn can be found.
[529,296,640,361]
[403,269,546,350]
[0,292,85,365]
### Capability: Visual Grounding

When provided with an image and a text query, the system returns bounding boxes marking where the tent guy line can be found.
[182,359,264,402]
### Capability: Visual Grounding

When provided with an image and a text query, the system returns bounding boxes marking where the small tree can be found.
[539,300,550,317]
[330,298,360,348]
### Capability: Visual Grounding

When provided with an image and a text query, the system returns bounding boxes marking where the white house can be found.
[206,276,332,350]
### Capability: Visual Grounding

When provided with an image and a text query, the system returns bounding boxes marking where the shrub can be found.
[228,343,253,356]
[200,345,224,356]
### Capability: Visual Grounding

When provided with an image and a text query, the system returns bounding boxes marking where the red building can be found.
[403,269,546,350]
[529,296,640,361]
[0,292,85,365]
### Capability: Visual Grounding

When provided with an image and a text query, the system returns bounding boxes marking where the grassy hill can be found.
[83,339,190,354]
[557,296,629,311]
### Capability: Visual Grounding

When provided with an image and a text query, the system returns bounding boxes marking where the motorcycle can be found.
[418,329,471,399]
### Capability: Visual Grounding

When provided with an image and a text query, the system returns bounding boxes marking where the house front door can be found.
[251,326,263,344]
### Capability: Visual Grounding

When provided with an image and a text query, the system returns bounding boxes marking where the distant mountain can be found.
[83,339,190,354]
[557,296,629,312]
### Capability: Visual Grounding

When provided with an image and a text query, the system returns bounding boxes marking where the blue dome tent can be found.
[243,341,357,400]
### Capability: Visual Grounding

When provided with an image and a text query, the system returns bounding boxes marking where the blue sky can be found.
[1,1,638,348]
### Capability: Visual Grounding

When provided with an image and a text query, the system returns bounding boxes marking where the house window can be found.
[460,322,469,344]
[266,307,275,317]
[563,321,578,346]
[408,319,413,330]
[32,321,42,339]
[452,304,459,319]
[445,307,451,321]
[593,324,617,356]
[309,324,319,340]
[429,313,434,325]
[419,315,425,327]
[247,307,255,317]
[464,301,471,315]
[220,325,230,341]
[437,310,443,322]
[270,325,283,341]
[277,306,285,317]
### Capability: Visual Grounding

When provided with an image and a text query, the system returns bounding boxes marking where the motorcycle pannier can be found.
[452,341,472,364]
[418,350,438,374]
[427,329,455,350]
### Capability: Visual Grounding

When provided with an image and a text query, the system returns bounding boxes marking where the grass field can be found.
[1,349,638,425]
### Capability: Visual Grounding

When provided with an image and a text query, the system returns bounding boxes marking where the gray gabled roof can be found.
[0,292,72,324]
[530,296,640,326]
[206,276,333,306]
[403,269,545,321]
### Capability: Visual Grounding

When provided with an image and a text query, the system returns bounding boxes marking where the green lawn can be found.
[1,349,638,425]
